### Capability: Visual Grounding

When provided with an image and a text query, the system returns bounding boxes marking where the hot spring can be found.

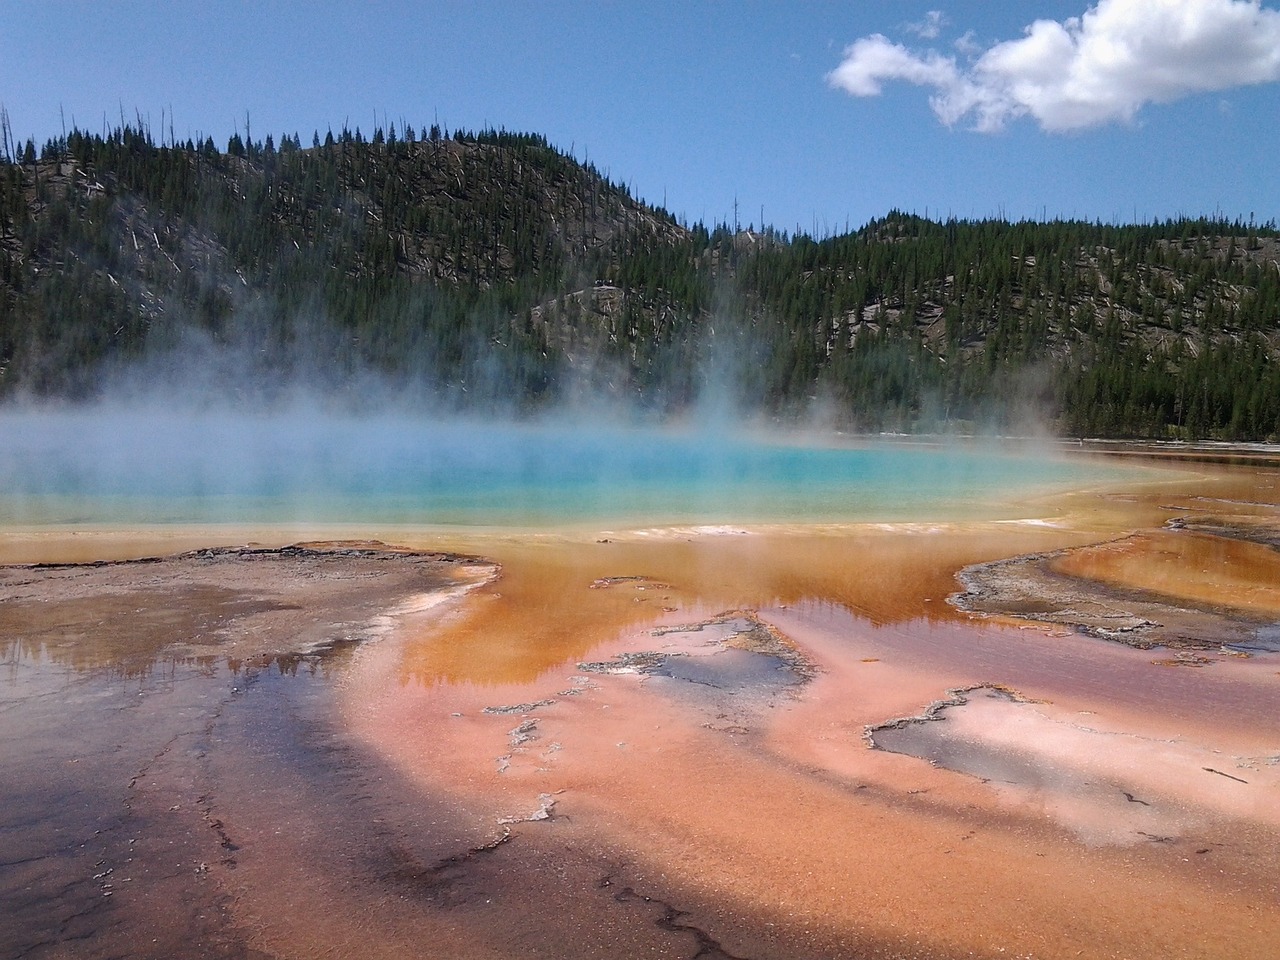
[0,406,1138,527]
[4,403,1278,960]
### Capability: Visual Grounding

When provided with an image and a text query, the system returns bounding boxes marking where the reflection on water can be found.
[1,637,350,681]
[0,585,299,674]
[1050,529,1280,617]
[388,524,1103,688]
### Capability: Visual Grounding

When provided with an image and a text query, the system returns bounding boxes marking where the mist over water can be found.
[0,399,1131,527]
[0,248,1110,530]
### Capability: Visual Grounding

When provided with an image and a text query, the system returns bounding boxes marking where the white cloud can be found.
[828,0,1280,132]
[904,10,947,40]
[827,34,961,97]
[953,30,981,56]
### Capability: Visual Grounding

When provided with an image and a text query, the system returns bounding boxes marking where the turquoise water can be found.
[0,409,1135,527]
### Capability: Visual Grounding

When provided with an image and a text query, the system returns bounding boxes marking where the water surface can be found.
[0,408,1137,526]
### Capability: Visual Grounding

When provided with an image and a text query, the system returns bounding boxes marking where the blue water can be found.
[0,409,1134,527]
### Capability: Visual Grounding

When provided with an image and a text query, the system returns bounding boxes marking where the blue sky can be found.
[3,1,1279,233]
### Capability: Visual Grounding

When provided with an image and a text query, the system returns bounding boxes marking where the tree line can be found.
[1,122,1278,438]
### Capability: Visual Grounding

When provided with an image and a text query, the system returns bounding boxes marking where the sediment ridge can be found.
[949,516,1280,651]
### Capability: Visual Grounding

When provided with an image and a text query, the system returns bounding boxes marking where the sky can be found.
[3,0,1280,235]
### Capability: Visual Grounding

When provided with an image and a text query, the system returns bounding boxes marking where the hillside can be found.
[2,123,1279,438]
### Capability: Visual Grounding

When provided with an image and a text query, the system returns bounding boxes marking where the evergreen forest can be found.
[2,118,1279,439]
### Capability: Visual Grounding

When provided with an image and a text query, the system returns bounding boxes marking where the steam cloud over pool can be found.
[0,406,1130,526]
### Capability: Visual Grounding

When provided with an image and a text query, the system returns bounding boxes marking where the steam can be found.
[0,260,1087,529]
[0,385,1115,530]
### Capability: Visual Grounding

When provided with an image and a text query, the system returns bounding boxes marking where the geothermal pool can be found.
[0,408,1133,525]
[2,414,1278,960]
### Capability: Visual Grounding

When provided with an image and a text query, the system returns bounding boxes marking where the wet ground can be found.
[0,546,495,960]
[2,452,1279,958]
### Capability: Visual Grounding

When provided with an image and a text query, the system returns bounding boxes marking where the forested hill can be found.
[2,122,1279,439]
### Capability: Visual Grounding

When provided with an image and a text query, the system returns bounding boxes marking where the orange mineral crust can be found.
[341,495,1280,958]
[3,450,1279,959]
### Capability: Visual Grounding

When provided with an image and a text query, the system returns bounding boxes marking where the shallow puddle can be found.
[1050,528,1280,617]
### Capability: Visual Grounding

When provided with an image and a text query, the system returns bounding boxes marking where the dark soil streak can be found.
[381,829,514,907]
[601,876,753,960]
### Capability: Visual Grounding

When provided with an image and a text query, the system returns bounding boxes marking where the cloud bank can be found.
[828,0,1280,132]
